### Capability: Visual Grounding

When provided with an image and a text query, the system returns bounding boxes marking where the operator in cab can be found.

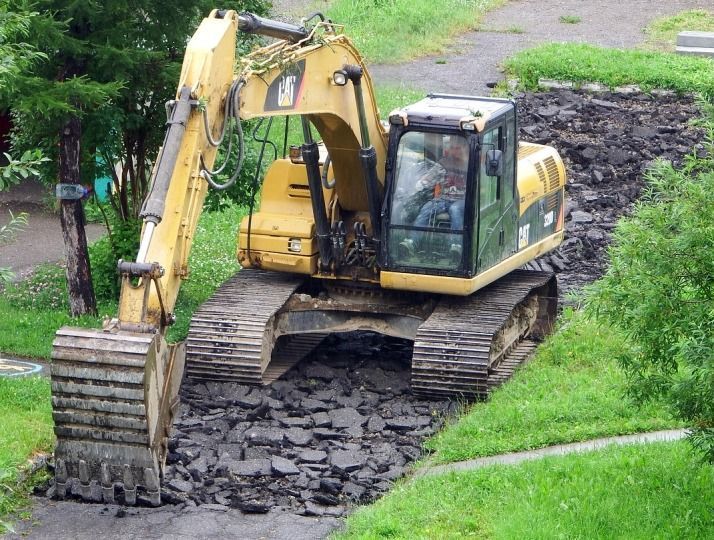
[398,135,469,258]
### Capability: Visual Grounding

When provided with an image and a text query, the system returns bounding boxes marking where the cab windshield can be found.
[387,131,469,271]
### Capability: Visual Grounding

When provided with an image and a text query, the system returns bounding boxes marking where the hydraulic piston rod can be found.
[238,12,309,43]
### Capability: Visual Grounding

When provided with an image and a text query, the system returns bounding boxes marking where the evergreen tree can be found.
[5,0,270,314]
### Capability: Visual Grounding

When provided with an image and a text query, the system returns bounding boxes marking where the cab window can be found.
[479,127,502,210]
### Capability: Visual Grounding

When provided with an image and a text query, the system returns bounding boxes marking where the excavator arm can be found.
[50,9,385,505]
[51,10,239,506]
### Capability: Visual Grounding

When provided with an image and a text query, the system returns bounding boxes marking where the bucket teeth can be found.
[101,462,115,504]
[123,464,136,506]
[50,328,183,506]
[144,468,160,506]
[55,459,68,499]
[78,460,90,500]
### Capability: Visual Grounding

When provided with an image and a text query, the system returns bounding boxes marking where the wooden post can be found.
[58,114,97,316]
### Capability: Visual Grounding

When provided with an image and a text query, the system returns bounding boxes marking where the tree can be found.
[5,0,270,311]
[0,4,49,284]
[588,113,714,461]
[0,3,45,96]
[0,3,49,190]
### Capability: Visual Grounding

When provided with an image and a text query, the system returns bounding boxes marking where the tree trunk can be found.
[59,114,97,316]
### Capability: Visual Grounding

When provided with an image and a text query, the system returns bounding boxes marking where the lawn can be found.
[425,310,682,464]
[505,42,714,96]
[643,9,714,51]
[338,440,714,539]
[0,376,53,533]
[327,0,505,63]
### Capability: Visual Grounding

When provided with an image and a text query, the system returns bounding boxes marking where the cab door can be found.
[474,124,504,273]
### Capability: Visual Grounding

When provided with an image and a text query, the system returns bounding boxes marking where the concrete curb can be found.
[415,428,689,478]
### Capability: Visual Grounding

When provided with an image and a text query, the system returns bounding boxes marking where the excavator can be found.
[50,10,565,505]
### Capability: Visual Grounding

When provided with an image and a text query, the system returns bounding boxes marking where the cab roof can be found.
[389,93,514,130]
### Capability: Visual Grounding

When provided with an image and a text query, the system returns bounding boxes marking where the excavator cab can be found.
[385,129,474,272]
[383,94,518,278]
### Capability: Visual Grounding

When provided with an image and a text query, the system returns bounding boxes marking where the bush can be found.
[88,213,140,302]
[588,134,714,460]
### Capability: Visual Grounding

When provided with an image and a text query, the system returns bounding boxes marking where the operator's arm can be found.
[413,159,445,191]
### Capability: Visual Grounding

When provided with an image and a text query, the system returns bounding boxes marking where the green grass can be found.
[479,25,525,35]
[425,310,681,464]
[559,15,581,24]
[504,25,524,34]
[338,441,714,539]
[644,9,714,51]
[327,0,505,63]
[168,204,245,342]
[0,295,111,360]
[505,42,714,96]
[0,377,53,533]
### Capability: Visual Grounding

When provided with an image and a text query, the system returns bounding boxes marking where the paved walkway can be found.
[415,429,689,478]
[368,0,713,96]
[0,179,104,280]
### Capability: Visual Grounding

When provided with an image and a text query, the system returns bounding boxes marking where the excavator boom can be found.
[51,10,240,504]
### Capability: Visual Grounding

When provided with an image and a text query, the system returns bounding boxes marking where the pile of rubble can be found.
[163,334,455,516]
[520,89,704,297]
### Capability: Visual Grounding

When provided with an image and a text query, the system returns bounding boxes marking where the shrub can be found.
[588,140,714,460]
[88,214,140,302]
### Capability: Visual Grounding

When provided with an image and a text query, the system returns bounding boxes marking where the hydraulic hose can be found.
[200,80,246,191]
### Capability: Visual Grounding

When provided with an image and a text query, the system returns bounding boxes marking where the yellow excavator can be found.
[50,10,565,505]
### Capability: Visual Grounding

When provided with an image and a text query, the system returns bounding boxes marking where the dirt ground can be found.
[5,1,713,539]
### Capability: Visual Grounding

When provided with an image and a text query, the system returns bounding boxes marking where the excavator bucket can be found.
[50,328,184,505]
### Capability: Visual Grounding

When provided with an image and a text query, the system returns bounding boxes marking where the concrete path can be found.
[8,503,342,540]
[0,179,104,281]
[368,0,713,96]
[416,429,689,478]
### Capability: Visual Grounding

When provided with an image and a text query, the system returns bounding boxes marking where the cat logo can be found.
[518,224,530,249]
[265,60,306,111]
[278,74,297,107]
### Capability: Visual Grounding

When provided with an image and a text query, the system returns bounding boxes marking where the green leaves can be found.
[0,209,28,284]
[587,115,714,461]
[0,150,49,191]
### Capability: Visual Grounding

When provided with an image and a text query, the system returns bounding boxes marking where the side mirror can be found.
[485,149,503,177]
